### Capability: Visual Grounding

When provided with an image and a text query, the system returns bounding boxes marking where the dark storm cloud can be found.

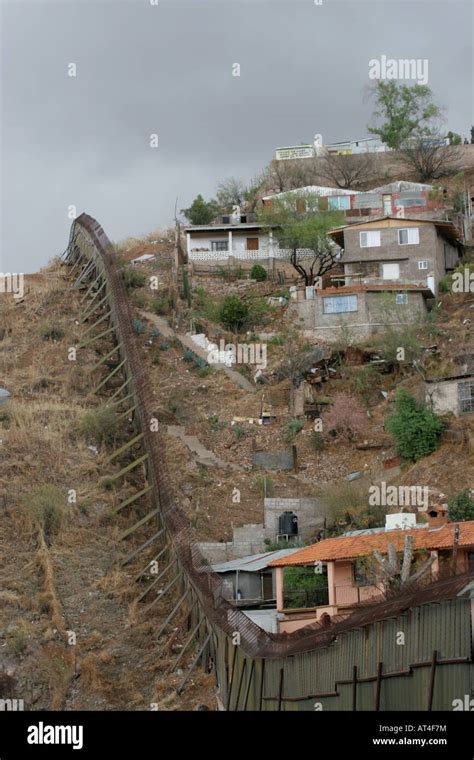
[1,0,472,271]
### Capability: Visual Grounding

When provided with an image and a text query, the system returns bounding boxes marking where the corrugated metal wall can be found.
[218,598,473,711]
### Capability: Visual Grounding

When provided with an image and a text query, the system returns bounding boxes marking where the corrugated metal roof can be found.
[212,548,301,574]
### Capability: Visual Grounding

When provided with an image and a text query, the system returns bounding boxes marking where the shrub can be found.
[181,268,192,307]
[151,326,161,338]
[122,268,146,289]
[323,393,367,441]
[132,318,145,334]
[151,349,161,365]
[268,334,284,346]
[183,350,195,362]
[284,418,304,443]
[22,484,65,538]
[250,264,268,282]
[7,623,28,657]
[438,275,451,293]
[385,389,445,462]
[40,323,64,341]
[151,296,171,316]
[193,287,221,322]
[448,490,474,521]
[209,414,225,432]
[131,291,148,308]
[159,341,169,351]
[350,365,381,407]
[197,365,212,378]
[79,407,122,447]
[219,295,250,331]
[233,425,246,440]
[309,430,325,452]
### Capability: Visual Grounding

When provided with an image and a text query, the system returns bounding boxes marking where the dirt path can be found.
[139,310,256,393]
[167,425,244,471]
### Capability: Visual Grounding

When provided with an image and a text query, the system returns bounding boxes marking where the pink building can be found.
[269,508,474,634]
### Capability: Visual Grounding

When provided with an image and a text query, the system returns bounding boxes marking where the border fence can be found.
[63,213,474,710]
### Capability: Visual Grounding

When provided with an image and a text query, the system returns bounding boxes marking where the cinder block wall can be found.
[264,497,325,541]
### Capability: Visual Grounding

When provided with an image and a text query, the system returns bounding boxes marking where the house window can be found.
[396,293,408,304]
[458,380,474,414]
[418,260,428,270]
[382,262,400,280]
[323,295,358,314]
[329,195,350,210]
[360,230,381,247]
[211,241,228,252]
[398,227,420,245]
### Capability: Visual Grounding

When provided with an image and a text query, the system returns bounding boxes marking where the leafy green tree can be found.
[220,295,250,332]
[368,81,442,149]
[448,490,474,521]
[385,389,445,461]
[446,131,462,146]
[258,190,343,285]
[181,194,219,225]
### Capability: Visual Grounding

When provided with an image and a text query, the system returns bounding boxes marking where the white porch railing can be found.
[188,248,316,262]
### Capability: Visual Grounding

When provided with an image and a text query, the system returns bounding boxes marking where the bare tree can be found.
[397,139,462,182]
[318,152,377,189]
[373,535,435,590]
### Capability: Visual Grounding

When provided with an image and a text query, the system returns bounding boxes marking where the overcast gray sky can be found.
[1,0,472,272]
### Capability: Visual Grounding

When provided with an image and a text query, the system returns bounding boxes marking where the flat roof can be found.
[185,223,275,233]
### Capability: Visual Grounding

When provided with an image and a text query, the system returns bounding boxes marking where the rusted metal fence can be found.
[63,213,474,710]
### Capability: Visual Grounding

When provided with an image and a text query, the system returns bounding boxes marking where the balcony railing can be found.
[188,248,317,261]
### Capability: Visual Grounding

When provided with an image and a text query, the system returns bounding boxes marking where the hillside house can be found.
[269,508,474,633]
[327,217,461,296]
[262,182,447,223]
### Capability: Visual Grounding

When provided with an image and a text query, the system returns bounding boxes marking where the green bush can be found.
[159,341,169,351]
[284,418,304,443]
[233,425,246,440]
[193,287,221,322]
[448,490,474,521]
[438,276,451,294]
[151,296,171,316]
[250,264,268,282]
[132,318,145,334]
[209,414,225,432]
[197,365,212,378]
[220,295,250,331]
[22,484,65,538]
[79,407,122,447]
[122,268,146,289]
[350,365,381,407]
[309,430,325,452]
[385,389,445,462]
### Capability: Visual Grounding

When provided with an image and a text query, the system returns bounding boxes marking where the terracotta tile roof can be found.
[268,521,474,566]
[319,284,431,296]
